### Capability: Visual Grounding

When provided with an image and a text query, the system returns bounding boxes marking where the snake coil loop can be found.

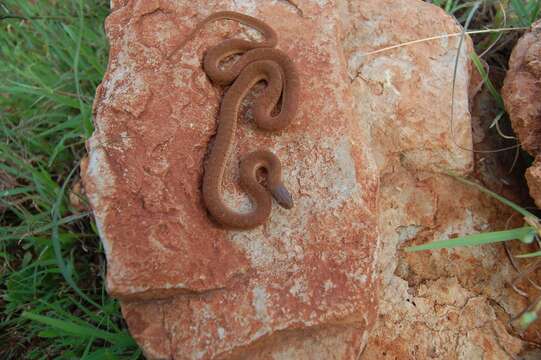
[195,11,299,229]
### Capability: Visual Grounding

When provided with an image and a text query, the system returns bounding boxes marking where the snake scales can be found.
[186,11,299,229]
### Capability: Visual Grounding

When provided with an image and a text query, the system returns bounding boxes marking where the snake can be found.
[188,11,299,229]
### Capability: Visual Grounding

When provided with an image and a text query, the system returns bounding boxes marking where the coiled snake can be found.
[188,11,299,229]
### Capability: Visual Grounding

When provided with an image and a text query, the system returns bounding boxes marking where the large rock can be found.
[83,0,379,358]
[344,0,528,358]
[84,0,535,358]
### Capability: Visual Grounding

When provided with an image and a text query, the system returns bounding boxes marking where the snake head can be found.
[270,184,294,209]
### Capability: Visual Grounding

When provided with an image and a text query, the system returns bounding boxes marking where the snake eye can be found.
[270,184,294,209]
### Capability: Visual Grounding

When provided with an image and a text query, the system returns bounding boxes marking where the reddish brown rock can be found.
[502,21,541,209]
[344,0,527,358]
[502,21,541,156]
[526,156,541,208]
[86,0,536,358]
[83,0,379,358]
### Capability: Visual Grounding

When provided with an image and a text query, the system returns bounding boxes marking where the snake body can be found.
[195,11,299,229]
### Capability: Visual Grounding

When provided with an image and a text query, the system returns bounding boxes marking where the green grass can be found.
[0,0,540,358]
[0,1,140,358]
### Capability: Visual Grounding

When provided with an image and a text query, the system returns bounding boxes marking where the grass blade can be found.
[405,226,535,252]
[51,164,102,309]
[470,52,504,108]
[510,0,531,26]
[446,171,538,219]
[516,250,541,258]
[22,311,134,346]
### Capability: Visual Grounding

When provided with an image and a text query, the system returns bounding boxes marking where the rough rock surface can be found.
[502,21,541,208]
[502,21,541,155]
[84,0,539,358]
[345,1,531,358]
[83,0,379,358]
[526,157,541,208]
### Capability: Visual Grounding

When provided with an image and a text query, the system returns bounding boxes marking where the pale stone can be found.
[346,0,526,358]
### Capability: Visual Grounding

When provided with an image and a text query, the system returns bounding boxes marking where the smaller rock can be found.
[502,21,541,155]
[526,156,541,208]
[502,20,541,206]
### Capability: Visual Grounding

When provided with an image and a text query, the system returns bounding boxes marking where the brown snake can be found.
[187,11,299,229]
